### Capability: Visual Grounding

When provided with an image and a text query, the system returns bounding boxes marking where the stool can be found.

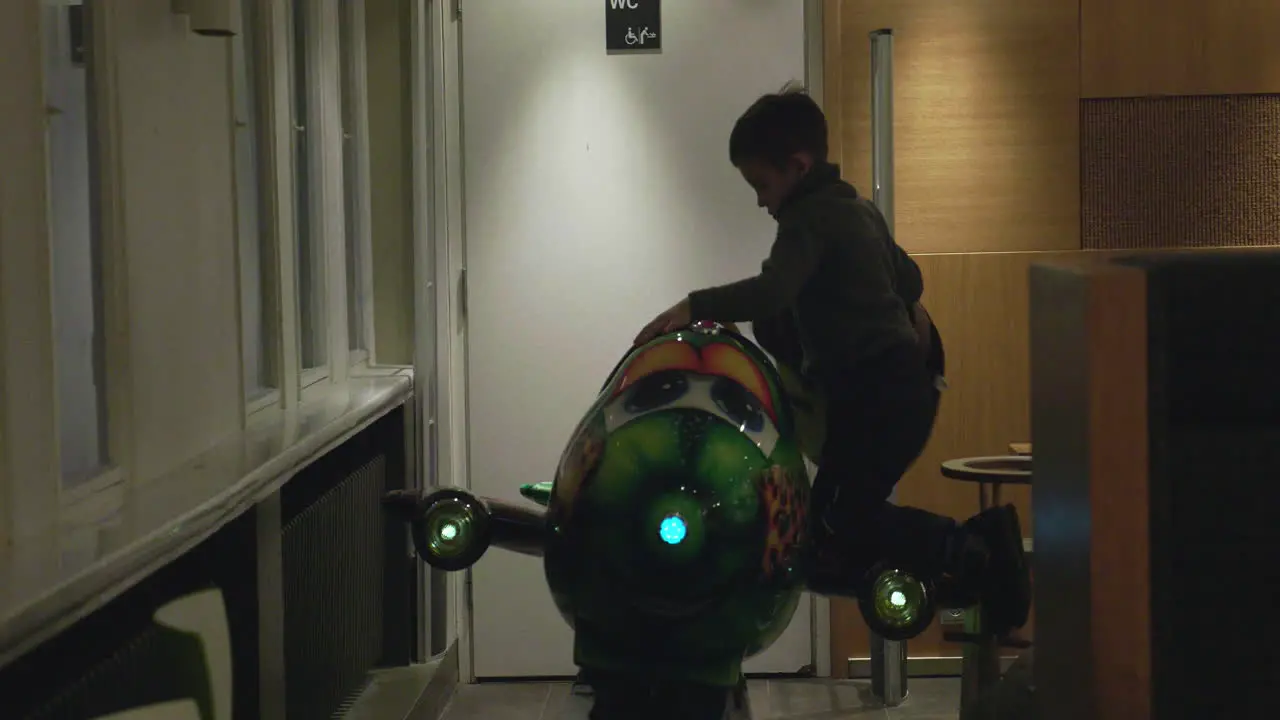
[940,455,1032,720]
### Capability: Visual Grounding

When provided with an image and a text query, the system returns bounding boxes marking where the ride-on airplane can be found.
[385,322,947,718]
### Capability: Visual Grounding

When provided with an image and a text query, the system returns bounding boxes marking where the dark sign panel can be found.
[605,0,661,52]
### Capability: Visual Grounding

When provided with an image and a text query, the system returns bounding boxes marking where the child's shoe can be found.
[943,504,1031,637]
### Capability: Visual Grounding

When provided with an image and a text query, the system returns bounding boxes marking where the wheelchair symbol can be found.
[624,26,657,46]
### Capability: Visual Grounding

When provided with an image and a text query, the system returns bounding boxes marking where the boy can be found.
[633,88,1030,636]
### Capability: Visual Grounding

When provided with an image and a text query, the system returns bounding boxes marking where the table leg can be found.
[960,481,1006,719]
[958,600,1003,720]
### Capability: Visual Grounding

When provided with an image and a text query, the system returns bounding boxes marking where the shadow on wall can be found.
[87,589,232,720]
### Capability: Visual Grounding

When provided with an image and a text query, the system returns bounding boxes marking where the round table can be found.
[940,455,1032,511]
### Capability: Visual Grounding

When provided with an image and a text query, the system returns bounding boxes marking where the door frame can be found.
[423,0,473,680]
[434,0,829,682]
[802,0,831,681]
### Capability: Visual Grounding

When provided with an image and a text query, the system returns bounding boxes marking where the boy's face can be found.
[736,153,813,218]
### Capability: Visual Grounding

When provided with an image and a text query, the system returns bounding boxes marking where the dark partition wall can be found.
[1030,250,1280,720]
[1133,253,1280,718]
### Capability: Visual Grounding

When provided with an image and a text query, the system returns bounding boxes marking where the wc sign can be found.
[605,0,661,51]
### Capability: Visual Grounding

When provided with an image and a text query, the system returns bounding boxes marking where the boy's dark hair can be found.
[728,84,828,168]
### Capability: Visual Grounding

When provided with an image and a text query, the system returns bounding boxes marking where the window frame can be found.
[339,0,377,370]
[42,0,111,491]
[291,0,351,395]
[3,0,391,547]
[0,0,133,534]
[253,0,365,410]
[54,0,131,505]
[290,0,324,385]
[0,0,58,536]
[260,0,303,411]
[233,0,285,418]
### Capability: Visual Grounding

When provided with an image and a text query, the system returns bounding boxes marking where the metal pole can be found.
[867,27,908,709]
[870,29,895,234]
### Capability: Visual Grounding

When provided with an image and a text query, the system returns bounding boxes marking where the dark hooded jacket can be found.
[687,162,931,383]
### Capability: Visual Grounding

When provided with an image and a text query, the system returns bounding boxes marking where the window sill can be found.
[58,466,126,509]
[301,365,330,390]
[246,387,282,417]
[0,373,414,670]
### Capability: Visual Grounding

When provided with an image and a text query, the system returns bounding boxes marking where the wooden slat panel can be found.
[1082,0,1280,98]
[830,0,1079,253]
[1082,94,1280,250]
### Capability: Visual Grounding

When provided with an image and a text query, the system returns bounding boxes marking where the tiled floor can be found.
[441,677,962,719]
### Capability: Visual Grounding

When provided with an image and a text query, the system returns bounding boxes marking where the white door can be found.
[462,0,810,679]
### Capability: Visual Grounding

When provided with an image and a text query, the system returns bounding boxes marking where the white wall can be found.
[0,0,61,542]
[459,0,811,678]
[110,3,243,481]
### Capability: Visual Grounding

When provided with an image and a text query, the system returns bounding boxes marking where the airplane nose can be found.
[581,411,764,618]
[610,484,743,618]
[644,491,705,559]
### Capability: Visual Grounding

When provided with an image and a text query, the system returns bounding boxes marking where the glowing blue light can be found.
[659,514,687,545]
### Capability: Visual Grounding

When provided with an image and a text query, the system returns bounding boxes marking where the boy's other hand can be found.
[633,298,692,346]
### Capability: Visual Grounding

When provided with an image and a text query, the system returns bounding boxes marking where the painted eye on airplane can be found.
[623,370,689,413]
[710,376,766,433]
[605,371,779,457]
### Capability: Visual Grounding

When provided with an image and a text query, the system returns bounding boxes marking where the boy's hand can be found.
[633,298,692,346]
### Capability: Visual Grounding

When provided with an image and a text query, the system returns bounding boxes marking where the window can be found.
[339,0,372,358]
[292,0,327,375]
[232,0,278,405]
[42,0,110,488]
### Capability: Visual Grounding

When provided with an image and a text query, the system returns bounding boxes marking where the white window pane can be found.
[43,0,108,488]
[339,2,366,353]
[293,0,326,370]
[344,155,365,353]
[233,0,275,400]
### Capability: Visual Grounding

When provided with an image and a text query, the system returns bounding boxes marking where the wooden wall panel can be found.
[830,250,1071,672]
[899,252,1048,528]
[1082,0,1280,98]
[1082,94,1280,250]
[824,0,1080,253]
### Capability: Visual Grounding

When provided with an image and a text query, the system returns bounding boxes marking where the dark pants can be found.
[808,342,957,589]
